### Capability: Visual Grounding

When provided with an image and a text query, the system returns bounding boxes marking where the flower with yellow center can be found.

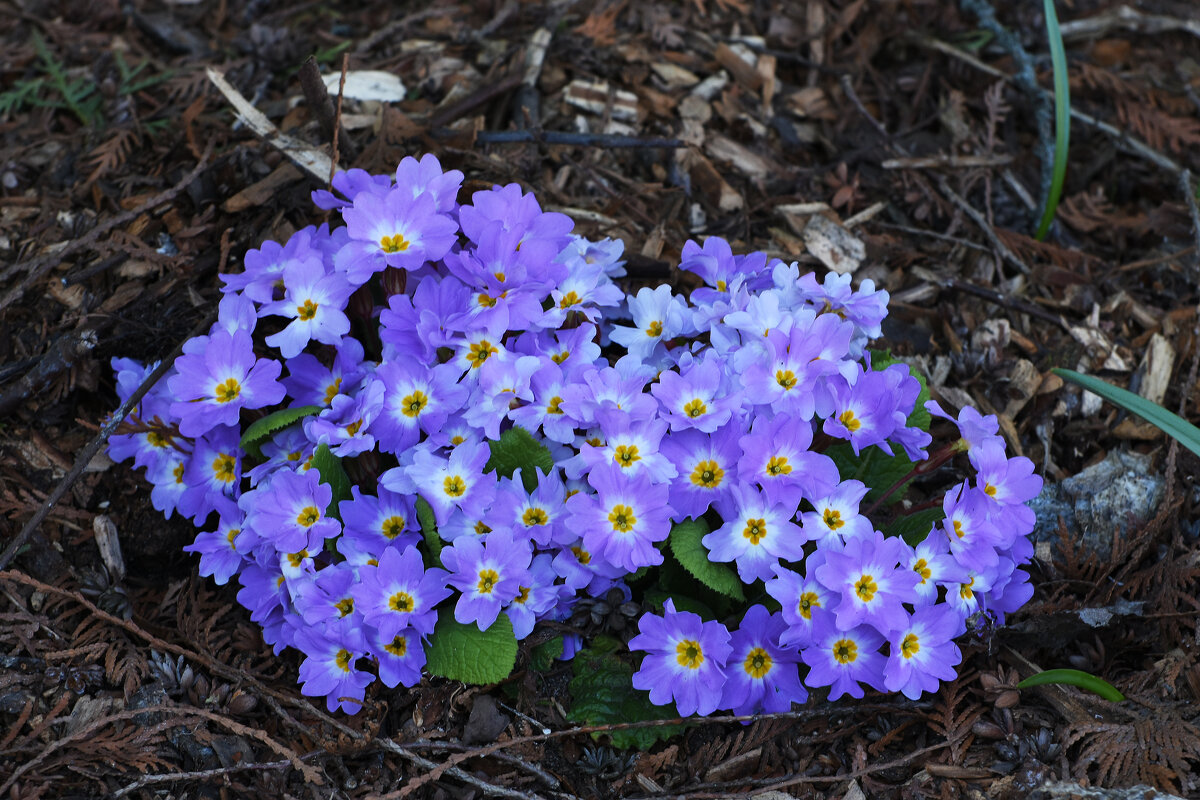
[465,340,498,369]
[765,455,792,476]
[608,504,636,532]
[296,506,320,528]
[476,568,499,594]
[443,475,466,497]
[379,233,410,253]
[675,639,704,669]
[401,390,428,418]
[645,320,663,337]
[683,398,707,418]
[838,409,861,432]
[212,454,237,483]
[742,647,773,679]
[900,632,920,659]
[296,299,318,321]
[742,518,768,545]
[822,508,844,529]
[690,459,724,488]
[214,377,241,403]
[854,574,878,602]
[833,638,858,664]
[775,369,797,390]
[389,591,415,613]
[613,444,640,468]
[522,508,549,527]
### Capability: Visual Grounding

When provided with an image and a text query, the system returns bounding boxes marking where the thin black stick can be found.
[0,309,214,572]
[439,128,684,148]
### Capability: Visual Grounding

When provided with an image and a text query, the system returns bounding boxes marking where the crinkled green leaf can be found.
[667,518,745,601]
[529,636,564,672]
[884,506,944,546]
[239,405,321,459]
[310,444,351,519]
[567,636,684,749]
[425,608,518,685]
[485,425,554,492]
[826,442,916,506]
[415,497,443,568]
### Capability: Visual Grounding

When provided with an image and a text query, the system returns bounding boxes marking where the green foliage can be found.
[239,405,321,459]
[1054,368,1200,460]
[1035,0,1070,241]
[885,506,944,546]
[310,444,351,519]
[1018,668,1125,702]
[425,608,519,684]
[529,636,564,672]
[485,425,554,492]
[667,518,745,601]
[415,497,444,568]
[567,636,684,749]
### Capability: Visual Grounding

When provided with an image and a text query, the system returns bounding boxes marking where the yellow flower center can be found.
[323,377,342,405]
[173,463,185,483]
[953,520,966,539]
[775,369,797,390]
[385,635,408,657]
[474,520,492,535]
[466,340,498,368]
[402,390,428,418]
[798,591,819,620]
[690,459,724,488]
[823,508,843,529]
[833,638,858,664]
[214,377,241,403]
[287,550,308,567]
[212,454,236,483]
[854,574,878,602]
[676,639,704,669]
[514,586,531,605]
[960,577,975,600]
[608,504,636,532]
[683,398,707,418]
[614,444,640,468]
[477,568,499,594]
[345,419,363,436]
[335,597,355,617]
[901,632,920,659]
[985,483,998,497]
[522,508,549,527]
[551,351,569,364]
[334,649,353,671]
[571,545,591,565]
[742,518,767,545]
[297,299,318,321]
[913,558,931,582]
[381,515,406,539]
[477,292,497,308]
[443,475,466,497]
[225,528,239,547]
[147,431,168,448]
[839,409,861,432]
[645,320,663,337]
[743,647,772,679]
[546,396,564,414]
[389,591,414,613]
[766,456,792,476]
[380,233,410,253]
[296,506,320,527]
[558,290,581,308]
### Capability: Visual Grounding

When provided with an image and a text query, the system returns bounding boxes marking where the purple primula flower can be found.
[340,486,421,556]
[261,257,355,359]
[281,337,367,408]
[629,599,732,717]
[449,324,510,380]
[146,447,189,519]
[739,313,853,420]
[485,468,566,548]
[720,605,807,714]
[609,285,694,363]
[393,153,464,214]
[177,425,242,523]
[650,354,741,433]
[379,275,471,362]
[222,226,323,303]
[565,465,671,572]
[973,439,1041,534]
[505,553,566,640]
[558,362,658,429]
[679,236,758,301]
[737,413,840,510]
[236,562,291,626]
[541,265,627,328]
[659,424,741,520]
[292,562,367,650]
[183,502,245,585]
[352,545,450,639]
[567,408,676,483]
[304,377,384,457]
[441,530,532,631]
[168,327,284,437]
[822,363,907,455]
[940,483,1004,575]
[311,168,392,210]
[247,425,313,486]
[369,627,427,689]
[508,361,578,444]
[292,627,374,713]
[801,607,886,700]
[814,530,920,634]
[462,354,542,439]
[459,183,574,266]
[908,530,968,607]
[241,467,340,553]
[883,605,964,700]
[799,480,875,546]
[704,484,807,584]
[926,400,1003,468]
[551,537,628,594]
[767,559,831,650]
[405,439,496,526]
[556,235,626,279]
[373,360,467,454]
[337,188,459,281]
[722,287,791,342]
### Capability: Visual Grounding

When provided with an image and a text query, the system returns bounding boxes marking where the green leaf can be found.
[1053,368,1200,460]
[1017,668,1125,702]
[826,442,917,506]
[310,444,351,519]
[1035,0,1070,241]
[485,426,554,492]
[415,497,443,568]
[667,518,745,601]
[239,405,322,459]
[884,506,944,546]
[425,608,518,685]
[529,636,564,672]
[567,636,684,749]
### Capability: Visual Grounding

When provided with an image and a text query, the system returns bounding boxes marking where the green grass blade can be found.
[1053,368,1200,459]
[1035,0,1070,241]
[1017,668,1125,702]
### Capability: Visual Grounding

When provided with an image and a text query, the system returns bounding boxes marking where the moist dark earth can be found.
[2,1,1200,798]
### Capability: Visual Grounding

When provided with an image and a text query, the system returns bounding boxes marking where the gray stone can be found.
[1030,780,1185,799]
[1031,450,1165,560]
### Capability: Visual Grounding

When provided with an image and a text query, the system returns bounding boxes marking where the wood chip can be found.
[222,163,304,213]
[678,149,743,212]
[650,62,699,89]
[1003,359,1042,418]
[563,79,639,121]
[1137,332,1174,405]
[714,42,761,91]
[320,70,406,102]
[704,134,772,181]
[802,214,865,274]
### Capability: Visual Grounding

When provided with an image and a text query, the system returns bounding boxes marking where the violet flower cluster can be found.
[108,154,1041,717]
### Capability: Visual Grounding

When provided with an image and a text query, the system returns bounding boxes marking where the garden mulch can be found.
[2,1,1200,797]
